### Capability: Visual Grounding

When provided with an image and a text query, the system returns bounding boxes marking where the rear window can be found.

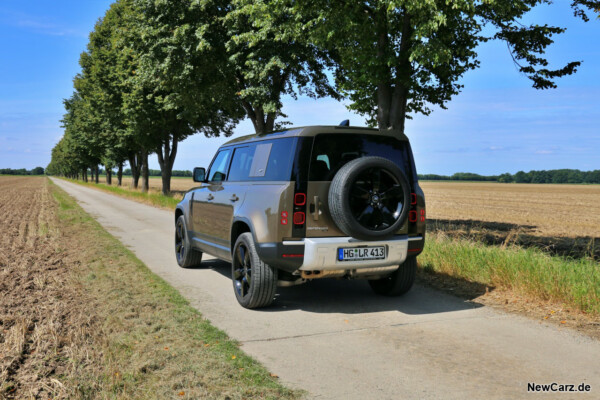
[227,138,295,182]
[309,134,411,181]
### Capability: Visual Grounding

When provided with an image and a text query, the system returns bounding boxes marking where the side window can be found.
[228,146,254,181]
[208,149,232,182]
[249,143,272,177]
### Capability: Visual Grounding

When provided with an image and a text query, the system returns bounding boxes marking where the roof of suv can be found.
[222,125,409,147]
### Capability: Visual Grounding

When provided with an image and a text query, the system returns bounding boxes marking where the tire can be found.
[329,156,410,240]
[368,256,417,296]
[175,215,203,268]
[231,233,278,309]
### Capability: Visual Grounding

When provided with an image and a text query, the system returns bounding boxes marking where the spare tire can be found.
[328,156,410,240]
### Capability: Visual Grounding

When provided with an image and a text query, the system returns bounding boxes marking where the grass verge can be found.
[420,233,600,315]
[65,178,180,209]
[49,180,300,399]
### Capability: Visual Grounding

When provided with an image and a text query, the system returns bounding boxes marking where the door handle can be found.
[230,194,239,202]
[207,194,214,201]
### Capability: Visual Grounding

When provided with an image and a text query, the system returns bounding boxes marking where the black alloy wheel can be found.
[174,215,203,268]
[231,233,277,308]
[349,167,405,231]
[175,218,186,264]
[233,241,252,299]
[329,157,410,240]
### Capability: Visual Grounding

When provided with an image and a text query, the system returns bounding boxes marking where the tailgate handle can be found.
[312,195,320,220]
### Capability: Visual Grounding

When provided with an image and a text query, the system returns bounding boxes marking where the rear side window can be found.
[227,138,295,182]
[309,134,411,181]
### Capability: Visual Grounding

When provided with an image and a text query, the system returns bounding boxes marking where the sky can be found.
[0,1,598,176]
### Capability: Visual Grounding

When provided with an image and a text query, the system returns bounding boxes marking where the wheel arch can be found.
[230,217,257,253]
[175,207,184,224]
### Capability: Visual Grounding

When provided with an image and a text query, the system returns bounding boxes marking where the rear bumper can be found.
[286,235,422,271]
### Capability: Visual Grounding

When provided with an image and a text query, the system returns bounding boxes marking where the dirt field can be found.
[0,176,95,398]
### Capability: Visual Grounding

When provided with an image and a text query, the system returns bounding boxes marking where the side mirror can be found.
[193,167,206,183]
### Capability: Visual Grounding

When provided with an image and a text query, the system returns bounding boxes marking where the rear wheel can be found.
[232,233,278,309]
[175,215,203,268]
[368,256,417,296]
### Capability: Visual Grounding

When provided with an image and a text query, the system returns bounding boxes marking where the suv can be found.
[174,125,426,308]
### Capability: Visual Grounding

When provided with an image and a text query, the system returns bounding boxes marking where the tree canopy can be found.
[48,0,600,190]
[298,0,600,132]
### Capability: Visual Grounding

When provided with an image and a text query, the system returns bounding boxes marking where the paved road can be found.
[52,178,600,400]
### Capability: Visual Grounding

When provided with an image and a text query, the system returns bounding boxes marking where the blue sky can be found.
[0,1,598,175]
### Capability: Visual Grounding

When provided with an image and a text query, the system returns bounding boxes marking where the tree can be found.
[83,0,144,189]
[135,0,337,135]
[300,0,600,133]
[122,0,243,193]
[222,0,338,133]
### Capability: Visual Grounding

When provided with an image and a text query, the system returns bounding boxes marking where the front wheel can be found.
[368,256,417,296]
[175,215,203,268]
[232,233,278,309]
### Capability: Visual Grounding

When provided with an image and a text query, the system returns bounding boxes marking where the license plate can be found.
[338,246,386,262]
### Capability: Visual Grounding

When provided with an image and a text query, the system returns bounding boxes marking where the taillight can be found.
[292,191,307,235]
[409,210,418,223]
[409,192,425,224]
[293,211,305,225]
[294,193,306,206]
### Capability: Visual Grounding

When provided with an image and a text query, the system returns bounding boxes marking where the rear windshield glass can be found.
[309,134,411,181]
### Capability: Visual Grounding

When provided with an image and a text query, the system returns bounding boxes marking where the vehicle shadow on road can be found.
[201,259,484,315]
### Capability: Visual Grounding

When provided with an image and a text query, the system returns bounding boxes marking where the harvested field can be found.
[421,181,600,260]
[0,176,90,398]
[0,176,297,399]
[104,176,195,195]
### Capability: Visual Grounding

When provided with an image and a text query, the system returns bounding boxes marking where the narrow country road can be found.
[51,178,600,400]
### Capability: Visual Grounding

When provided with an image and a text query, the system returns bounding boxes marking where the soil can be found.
[0,177,98,399]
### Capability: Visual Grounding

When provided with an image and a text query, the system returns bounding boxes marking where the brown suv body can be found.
[175,125,426,308]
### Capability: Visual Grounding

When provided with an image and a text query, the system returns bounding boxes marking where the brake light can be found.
[411,193,417,205]
[420,209,426,222]
[409,210,417,223]
[294,193,306,206]
[293,211,305,225]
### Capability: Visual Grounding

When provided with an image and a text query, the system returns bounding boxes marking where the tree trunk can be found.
[95,165,99,184]
[83,170,87,182]
[106,166,112,185]
[141,150,149,193]
[128,152,142,189]
[156,134,179,195]
[117,162,123,186]
[376,9,412,134]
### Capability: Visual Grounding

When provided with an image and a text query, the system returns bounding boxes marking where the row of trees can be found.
[420,169,600,184]
[47,0,600,194]
[0,167,45,176]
